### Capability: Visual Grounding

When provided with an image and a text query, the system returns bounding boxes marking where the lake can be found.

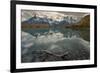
[22,28,90,41]
[21,28,90,62]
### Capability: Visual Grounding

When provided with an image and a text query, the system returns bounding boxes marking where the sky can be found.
[21,10,89,22]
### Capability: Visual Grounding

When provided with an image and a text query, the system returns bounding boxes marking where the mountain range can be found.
[22,15,82,26]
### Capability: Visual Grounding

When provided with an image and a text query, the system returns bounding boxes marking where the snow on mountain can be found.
[21,10,65,22]
[21,10,86,21]
[22,15,81,26]
[21,10,88,25]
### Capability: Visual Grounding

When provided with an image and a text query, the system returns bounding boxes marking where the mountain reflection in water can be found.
[21,28,90,63]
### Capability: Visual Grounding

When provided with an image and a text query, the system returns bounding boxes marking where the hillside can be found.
[76,15,90,27]
[66,15,90,28]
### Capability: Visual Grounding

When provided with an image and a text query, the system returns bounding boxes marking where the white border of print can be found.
[16,4,94,69]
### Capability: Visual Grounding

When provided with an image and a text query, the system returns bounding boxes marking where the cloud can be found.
[21,10,89,22]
